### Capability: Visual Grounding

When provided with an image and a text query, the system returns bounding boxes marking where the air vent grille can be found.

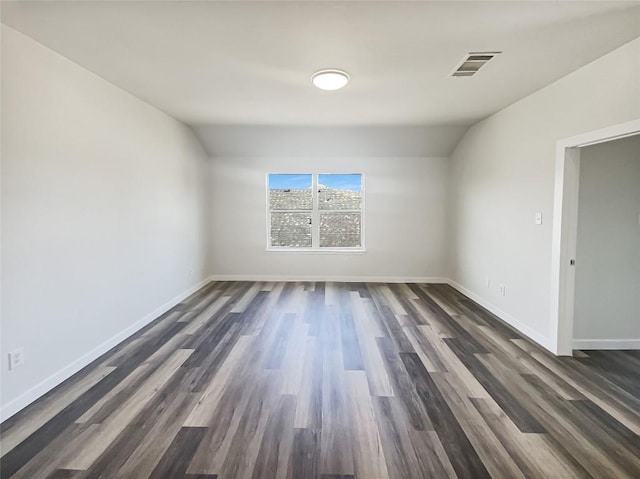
[451,51,501,78]
[452,71,475,77]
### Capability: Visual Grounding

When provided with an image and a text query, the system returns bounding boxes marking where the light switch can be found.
[535,212,542,225]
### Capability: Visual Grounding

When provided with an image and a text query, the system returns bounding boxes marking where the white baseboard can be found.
[447,279,555,354]
[209,275,448,284]
[573,339,640,350]
[0,276,214,422]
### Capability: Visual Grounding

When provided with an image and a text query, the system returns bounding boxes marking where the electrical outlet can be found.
[8,348,24,370]
[499,284,506,296]
[535,212,542,225]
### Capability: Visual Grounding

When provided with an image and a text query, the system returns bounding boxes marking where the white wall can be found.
[194,125,469,158]
[450,37,640,350]
[1,26,211,418]
[573,135,640,344]
[210,156,449,281]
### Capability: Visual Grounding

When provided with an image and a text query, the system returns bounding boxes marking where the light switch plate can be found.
[535,212,542,225]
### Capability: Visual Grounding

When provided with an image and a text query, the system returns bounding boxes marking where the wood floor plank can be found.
[408,284,489,353]
[479,352,634,478]
[115,388,200,478]
[400,351,492,479]
[339,312,365,370]
[229,282,262,313]
[183,335,254,427]
[183,315,244,392]
[148,427,207,479]
[344,371,390,479]
[1,345,177,479]
[471,397,593,479]
[10,423,99,479]
[218,371,280,479]
[373,396,433,478]
[403,325,447,372]
[186,374,259,475]
[445,340,546,433]
[290,429,321,479]
[0,365,116,454]
[280,317,311,395]
[415,324,490,398]
[2,281,639,479]
[376,284,408,315]
[361,298,392,338]
[351,294,395,397]
[432,372,527,479]
[79,372,196,478]
[305,282,325,337]
[375,336,433,431]
[62,348,194,470]
[265,313,296,369]
[45,470,81,479]
[293,336,323,429]
[181,294,233,335]
[251,394,296,479]
[407,429,458,479]
[512,338,640,435]
[245,281,287,336]
[319,339,354,476]
[76,364,155,425]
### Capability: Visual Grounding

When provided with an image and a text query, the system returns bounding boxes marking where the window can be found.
[267,173,364,250]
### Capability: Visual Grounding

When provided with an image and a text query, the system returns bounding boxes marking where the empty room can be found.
[1,1,639,478]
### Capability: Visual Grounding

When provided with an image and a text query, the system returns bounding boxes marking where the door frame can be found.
[550,119,640,356]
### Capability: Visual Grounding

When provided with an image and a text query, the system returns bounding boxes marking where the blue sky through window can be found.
[269,174,362,192]
[269,174,311,189]
[319,174,362,192]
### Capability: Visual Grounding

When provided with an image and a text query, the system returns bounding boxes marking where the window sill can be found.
[265,248,366,254]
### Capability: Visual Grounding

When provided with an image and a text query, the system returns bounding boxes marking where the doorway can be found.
[551,119,640,356]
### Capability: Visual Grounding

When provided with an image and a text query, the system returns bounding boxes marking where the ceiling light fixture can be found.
[311,69,350,91]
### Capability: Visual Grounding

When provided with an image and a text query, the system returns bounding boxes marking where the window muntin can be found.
[267,173,364,250]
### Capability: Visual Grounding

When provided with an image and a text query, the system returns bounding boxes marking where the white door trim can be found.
[550,119,640,356]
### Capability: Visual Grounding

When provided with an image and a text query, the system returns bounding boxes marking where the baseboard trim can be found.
[573,339,640,350]
[0,276,214,422]
[447,279,555,354]
[209,275,448,284]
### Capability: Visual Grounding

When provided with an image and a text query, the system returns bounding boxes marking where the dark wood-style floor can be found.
[1,282,639,479]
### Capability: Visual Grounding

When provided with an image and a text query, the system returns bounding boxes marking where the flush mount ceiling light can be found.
[311,69,350,91]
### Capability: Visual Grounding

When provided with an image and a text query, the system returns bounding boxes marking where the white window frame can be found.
[266,172,366,253]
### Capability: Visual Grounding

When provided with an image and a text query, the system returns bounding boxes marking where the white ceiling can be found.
[2,1,640,156]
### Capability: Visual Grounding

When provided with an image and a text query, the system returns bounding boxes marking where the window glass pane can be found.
[320,213,361,248]
[270,212,312,247]
[269,174,312,210]
[318,174,362,210]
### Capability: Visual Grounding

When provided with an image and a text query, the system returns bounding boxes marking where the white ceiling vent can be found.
[451,52,501,77]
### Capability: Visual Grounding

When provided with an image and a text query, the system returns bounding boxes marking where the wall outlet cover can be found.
[8,349,24,370]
